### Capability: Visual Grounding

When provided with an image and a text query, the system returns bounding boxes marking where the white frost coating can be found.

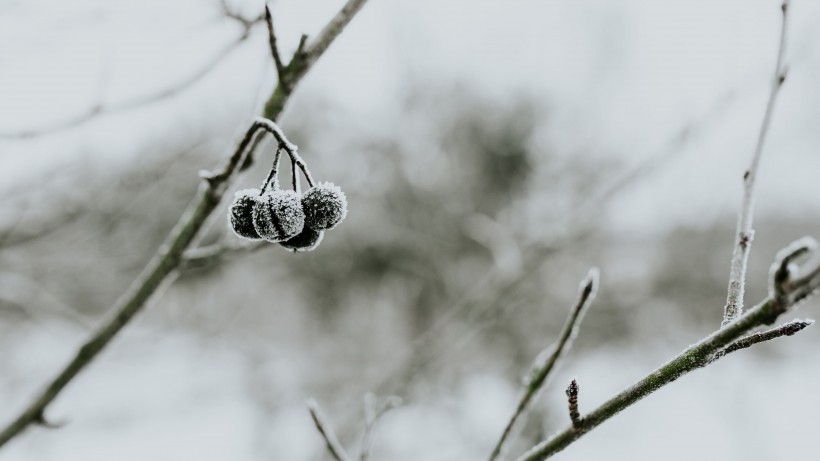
[768,236,818,294]
[775,236,818,265]
[253,117,298,152]
[252,190,305,243]
[301,182,348,231]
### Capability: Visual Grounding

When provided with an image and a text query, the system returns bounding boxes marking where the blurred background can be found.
[1,0,819,460]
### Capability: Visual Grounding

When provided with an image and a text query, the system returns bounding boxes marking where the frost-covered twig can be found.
[565,378,581,429]
[0,0,372,447]
[487,268,599,461]
[307,399,354,461]
[720,319,813,357]
[514,239,820,461]
[722,0,791,326]
[0,10,263,139]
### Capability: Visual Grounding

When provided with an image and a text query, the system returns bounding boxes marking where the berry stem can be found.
[259,144,283,194]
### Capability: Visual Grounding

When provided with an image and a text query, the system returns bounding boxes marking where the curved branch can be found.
[0,12,263,139]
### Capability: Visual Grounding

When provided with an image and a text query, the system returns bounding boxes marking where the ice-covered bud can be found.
[229,189,262,240]
[301,182,348,231]
[280,226,324,252]
[252,189,305,242]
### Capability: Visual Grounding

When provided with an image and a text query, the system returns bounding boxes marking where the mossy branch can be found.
[514,237,819,461]
[0,0,372,449]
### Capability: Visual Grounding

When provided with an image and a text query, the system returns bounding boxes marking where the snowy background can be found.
[1,0,819,460]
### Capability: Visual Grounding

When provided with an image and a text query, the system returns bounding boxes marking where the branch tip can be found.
[566,378,582,429]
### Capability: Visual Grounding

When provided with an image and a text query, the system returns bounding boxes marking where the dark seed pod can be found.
[301,182,348,231]
[228,189,262,240]
[280,226,324,252]
[252,189,305,242]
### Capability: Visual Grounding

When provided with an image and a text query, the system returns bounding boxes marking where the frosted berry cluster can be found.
[228,146,347,253]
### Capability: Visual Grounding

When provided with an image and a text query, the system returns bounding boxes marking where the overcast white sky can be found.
[1,0,819,235]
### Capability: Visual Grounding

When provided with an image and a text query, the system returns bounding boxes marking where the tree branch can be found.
[0,11,264,139]
[262,0,371,119]
[264,2,287,85]
[307,399,354,461]
[514,237,820,461]
[720,319,813,357]
[0,0,373,447]
[722,0,790,325]
[487,268,599,461]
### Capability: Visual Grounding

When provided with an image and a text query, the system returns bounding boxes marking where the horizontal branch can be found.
[722,319,813,357]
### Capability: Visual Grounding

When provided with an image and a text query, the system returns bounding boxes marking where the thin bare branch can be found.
[515,239,820,461]
[264,3,287,84]
[262,0,371,119]
[721,319,813,357]
[0,0,372,445]
[722,0,791,325]
[0,10,263,139]
[307,399,354,461]
[487,268,599,461]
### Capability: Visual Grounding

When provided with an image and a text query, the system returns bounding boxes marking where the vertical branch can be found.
[264,3,287,85]
[307,399,354,461]
[487,268,599,461]
[722,0,791,325]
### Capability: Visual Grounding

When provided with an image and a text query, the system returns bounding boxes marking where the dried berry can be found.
[229,189,262,240]
[301,182,348,231]
[252,189,305,242]
[280,226,324,252]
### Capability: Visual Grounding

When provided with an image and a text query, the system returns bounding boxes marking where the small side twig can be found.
[307,399,354,461]
[722,0,791,326]
[487,268,599,461]
[565,378,582,429]
[721,319,813,357]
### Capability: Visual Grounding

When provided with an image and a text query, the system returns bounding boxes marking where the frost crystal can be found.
[301,182,348,231]
[252,189,305,242]
[229,189,263,240]
[280,226,324,252]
